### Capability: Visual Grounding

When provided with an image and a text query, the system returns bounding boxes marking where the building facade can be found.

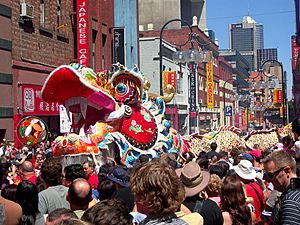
[0,0,114,143]
[257,48,278,70]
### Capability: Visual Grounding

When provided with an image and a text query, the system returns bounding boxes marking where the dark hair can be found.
[198,158,209,170]
[209,164,227,179]
[83,161,95,169]
[41,158,62,186]
[281,135,293,148]
[210,142,217,151]
[138,154,149,163]
[47,208,78,223]
[98,179,116,201]
[64,164,86,182]
[98,165,111,183]
[16,181,39,225]
[292,117,300,136]
[82,199,132,225]
[217,151,228,160]
[1,184,17,201]
[217,161,230,174]
[57,218,90,225]
[220,176,251,225]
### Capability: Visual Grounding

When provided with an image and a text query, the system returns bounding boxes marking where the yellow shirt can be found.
[175,211,204,225]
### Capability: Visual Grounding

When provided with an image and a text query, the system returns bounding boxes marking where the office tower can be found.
[257,48,278,70]
[229,16,263,71]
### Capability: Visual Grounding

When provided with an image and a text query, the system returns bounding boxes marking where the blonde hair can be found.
[206,174,222,197]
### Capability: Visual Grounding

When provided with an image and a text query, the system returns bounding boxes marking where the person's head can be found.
[1,184,18,201]
[81,199,132,225]
[233,160,256,182]
[205,174,222,198]
[220,175,251,224]
[263,151,296,192]
[82,161,95,177]
[45,208,78,225]
[67,178,92,210]
[138,154,149,163]
[210,142,217,151]
[19,160,35,181]
[292,117,300,140]
[217,151,228,161]
[281,135,293,148]
[131,160,185,215]
[97,179,116,201]
[217,161,230,175]
[16,181,39,224]
[63,164,86,187]
[41,158,63,187]
[209,164,227,179]
[176,161,210,198]
[98,165,111,183]
[107,166,130,189]
[57,218,90,225]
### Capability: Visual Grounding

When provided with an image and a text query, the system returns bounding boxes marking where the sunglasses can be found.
[266,166,286,181]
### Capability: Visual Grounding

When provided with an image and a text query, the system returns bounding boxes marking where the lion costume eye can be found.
[115,83,128,95]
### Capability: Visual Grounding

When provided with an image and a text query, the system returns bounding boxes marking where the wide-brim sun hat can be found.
[233,159,256,180]
[176,161,210,197]
[107,166,130,187]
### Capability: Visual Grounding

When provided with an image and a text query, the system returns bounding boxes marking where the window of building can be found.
[92,29,98,71]
[57,0,62,27]
[40,0,45,27]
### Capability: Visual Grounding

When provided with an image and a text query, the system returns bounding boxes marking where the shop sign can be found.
[206,61,214,108]
[113,27,125,65]
[225,106,232,116]
[59,105,72,133]
[22,84,59,115]
[77,0,88,66]
[163,71,177,92]
[292,36,300,71]
[189,66,197,113]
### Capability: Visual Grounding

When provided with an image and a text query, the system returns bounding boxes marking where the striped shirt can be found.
[273,187,300,225]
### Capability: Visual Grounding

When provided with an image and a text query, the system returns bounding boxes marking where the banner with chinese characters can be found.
[206,61,214,108]
[273,89,283,104]
[22,84,59,115]
[163,71,177,92]
[292,35,300,71]
[77,0,88,66]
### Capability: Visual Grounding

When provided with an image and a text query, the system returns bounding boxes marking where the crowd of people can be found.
[1,117,300,225]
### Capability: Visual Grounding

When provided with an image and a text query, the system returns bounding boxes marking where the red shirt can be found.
[14,174,37,185]
[245,182,264,222]
[88,173,98,190]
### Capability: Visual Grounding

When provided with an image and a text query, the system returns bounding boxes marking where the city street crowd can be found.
[1,118,300,225]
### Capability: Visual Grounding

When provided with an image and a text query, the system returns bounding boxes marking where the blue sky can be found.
[206,0,295,99]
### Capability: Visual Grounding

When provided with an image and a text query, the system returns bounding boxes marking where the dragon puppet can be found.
[41,63,186,165]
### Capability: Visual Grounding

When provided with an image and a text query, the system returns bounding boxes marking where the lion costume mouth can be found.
[41,65,119,130]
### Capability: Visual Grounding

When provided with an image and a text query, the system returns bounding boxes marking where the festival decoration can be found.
[245,128,279,150]
[41,63,183,164]
[16,116,48,147]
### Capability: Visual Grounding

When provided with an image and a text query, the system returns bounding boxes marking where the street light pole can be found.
[223,78,235,126]
[260,59,285,126]
[159,19,193,96]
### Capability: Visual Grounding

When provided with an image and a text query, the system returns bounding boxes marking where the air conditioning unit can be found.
[20,3,34,19]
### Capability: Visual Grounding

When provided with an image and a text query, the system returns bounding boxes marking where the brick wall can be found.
[11,0,74,66]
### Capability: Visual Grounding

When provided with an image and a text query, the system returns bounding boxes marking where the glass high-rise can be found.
[229,16,263,71]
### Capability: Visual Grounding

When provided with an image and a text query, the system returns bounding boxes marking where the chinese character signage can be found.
[292,36,300,71]
[163,71,177,92]
[22,85,59,115]
[273,89,283,104]
[206,61,214,108]
[77,0,88,66]
[113,28,125,65]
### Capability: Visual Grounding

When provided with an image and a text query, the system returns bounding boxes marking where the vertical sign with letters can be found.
[113,28,125,65]
[206,61,214,108]
[189,64,197,116]
[77,0,88,66]
[163,71,177,92]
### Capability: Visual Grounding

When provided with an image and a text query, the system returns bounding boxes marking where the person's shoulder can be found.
[181,212,204,225]
[0,196,22,214]
[284,189,300,202]
[222,211,233,225]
